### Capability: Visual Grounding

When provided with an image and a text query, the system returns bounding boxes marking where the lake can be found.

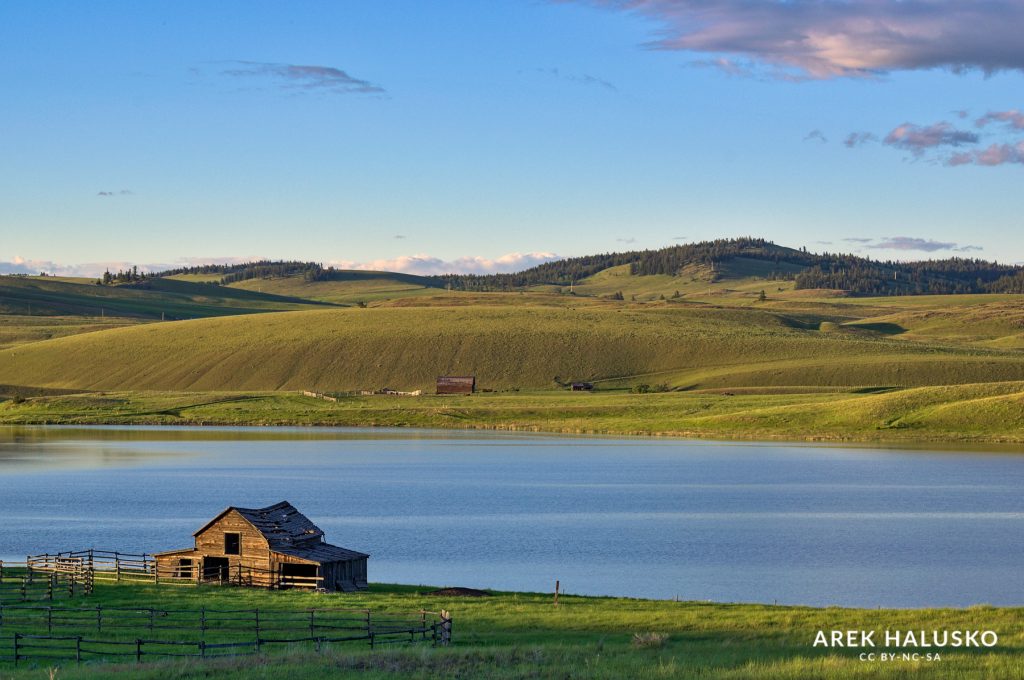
[1,426,1022,608]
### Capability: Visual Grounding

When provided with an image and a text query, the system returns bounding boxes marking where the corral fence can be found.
[1,606,452,665]
[0,560,93,603]
[25,549,326,590]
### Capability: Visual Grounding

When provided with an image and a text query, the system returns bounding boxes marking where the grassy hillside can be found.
[0,303,1021,393]
[0,275,331,320]
[0,314,144,350]
[228,270,443,305]
[555,259,802,302]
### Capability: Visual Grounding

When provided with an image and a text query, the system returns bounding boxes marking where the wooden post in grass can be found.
[554,580,560,607]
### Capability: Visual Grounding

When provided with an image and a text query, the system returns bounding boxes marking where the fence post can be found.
[136,639,142,662]
[97,604,102,632]
[76,636,82,663]
[199,640,206,659]
[309,610,315,638]
[115,552,121,582]
[13,633,19,666]
[201,606,206,636]
[149,607,155,631]
[47,605,53,633]
[255,608,261,639]
[421,610,427,640]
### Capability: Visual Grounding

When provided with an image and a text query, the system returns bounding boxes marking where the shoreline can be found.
[3,386,1024,447]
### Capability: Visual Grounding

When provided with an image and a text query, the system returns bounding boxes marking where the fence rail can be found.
[24,549,332,591]
[0,562,91,603]
[2,606,452,665]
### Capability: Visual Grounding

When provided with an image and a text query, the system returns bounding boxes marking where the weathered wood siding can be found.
[195,509,272,572]
[436,376,475,395]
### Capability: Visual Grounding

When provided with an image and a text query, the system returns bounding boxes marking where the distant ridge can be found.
[151,238,1024,297]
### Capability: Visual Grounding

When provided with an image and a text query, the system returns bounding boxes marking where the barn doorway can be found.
[203,557,230,583]
[175,558,194,579]
[280,563,318,589]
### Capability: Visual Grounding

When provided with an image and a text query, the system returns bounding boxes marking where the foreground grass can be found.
[2,384,1024,444]
[1,582,1021,678]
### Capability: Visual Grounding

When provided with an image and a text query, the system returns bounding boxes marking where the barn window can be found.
[224,532,241,555]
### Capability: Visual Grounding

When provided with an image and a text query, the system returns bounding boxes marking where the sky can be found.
[1,0,1022,277]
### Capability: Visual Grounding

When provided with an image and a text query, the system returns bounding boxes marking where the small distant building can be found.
[571,382,594,391]
[153,501,368,591]
[436,376,475,395]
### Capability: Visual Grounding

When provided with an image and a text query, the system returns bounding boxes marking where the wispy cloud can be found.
[689,57,757,78]
[883,122,979,156]
[220,61,384,95]
[848,110,1024,166]
[574,1,1024,79]
[947,141,1024,167]
[97,189,134,197]
[975,109,1024,131]
[842,237,873,243]
[844,132,877,148]
[528,67,617,91]
[867,237,980,252]
[328,252,561,276]
[803,129,827,144]
[616,237,637,244]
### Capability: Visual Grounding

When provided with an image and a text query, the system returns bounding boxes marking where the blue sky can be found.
[1,0,1022,276]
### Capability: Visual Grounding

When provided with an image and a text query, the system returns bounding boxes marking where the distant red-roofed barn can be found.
[436,375,475,395]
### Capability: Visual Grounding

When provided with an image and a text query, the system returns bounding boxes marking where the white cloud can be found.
[328,252,561,276]
[1,253,562,279]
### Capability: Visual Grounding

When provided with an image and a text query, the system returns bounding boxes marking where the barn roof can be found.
[195,501,324,548]
[273,542,369,563]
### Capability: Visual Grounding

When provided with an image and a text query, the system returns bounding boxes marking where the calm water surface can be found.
[2,426,1022,608]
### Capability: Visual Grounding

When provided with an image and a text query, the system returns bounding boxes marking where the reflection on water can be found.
[1,426,1023,607]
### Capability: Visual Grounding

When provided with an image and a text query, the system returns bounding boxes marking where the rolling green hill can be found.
[0,275,332,320]
[228,270,443,304]
[1,304,1021,393]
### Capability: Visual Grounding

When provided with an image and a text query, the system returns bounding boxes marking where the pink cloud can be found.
[883,122,978,155]
[947,141,1024,167]
[576,1,1024,79]
[328,252,561,276]
[975,109,1024,130]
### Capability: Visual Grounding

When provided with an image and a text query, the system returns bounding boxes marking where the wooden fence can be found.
[27,550,323,590]
[0,605,451,665]
[0,561,92,603]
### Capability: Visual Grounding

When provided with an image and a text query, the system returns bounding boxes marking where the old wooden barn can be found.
[153,501,368,591]
[436,375,475,395]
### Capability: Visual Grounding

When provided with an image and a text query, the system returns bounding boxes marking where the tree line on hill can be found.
[151,238,1024,297]
[98,266,146,285]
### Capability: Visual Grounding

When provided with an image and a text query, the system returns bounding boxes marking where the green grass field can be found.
[1,270,1022,443]
[1,302,1022,394]
[2,384,1023,443]
[1,580,1020,679]
[0,276,331,322]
